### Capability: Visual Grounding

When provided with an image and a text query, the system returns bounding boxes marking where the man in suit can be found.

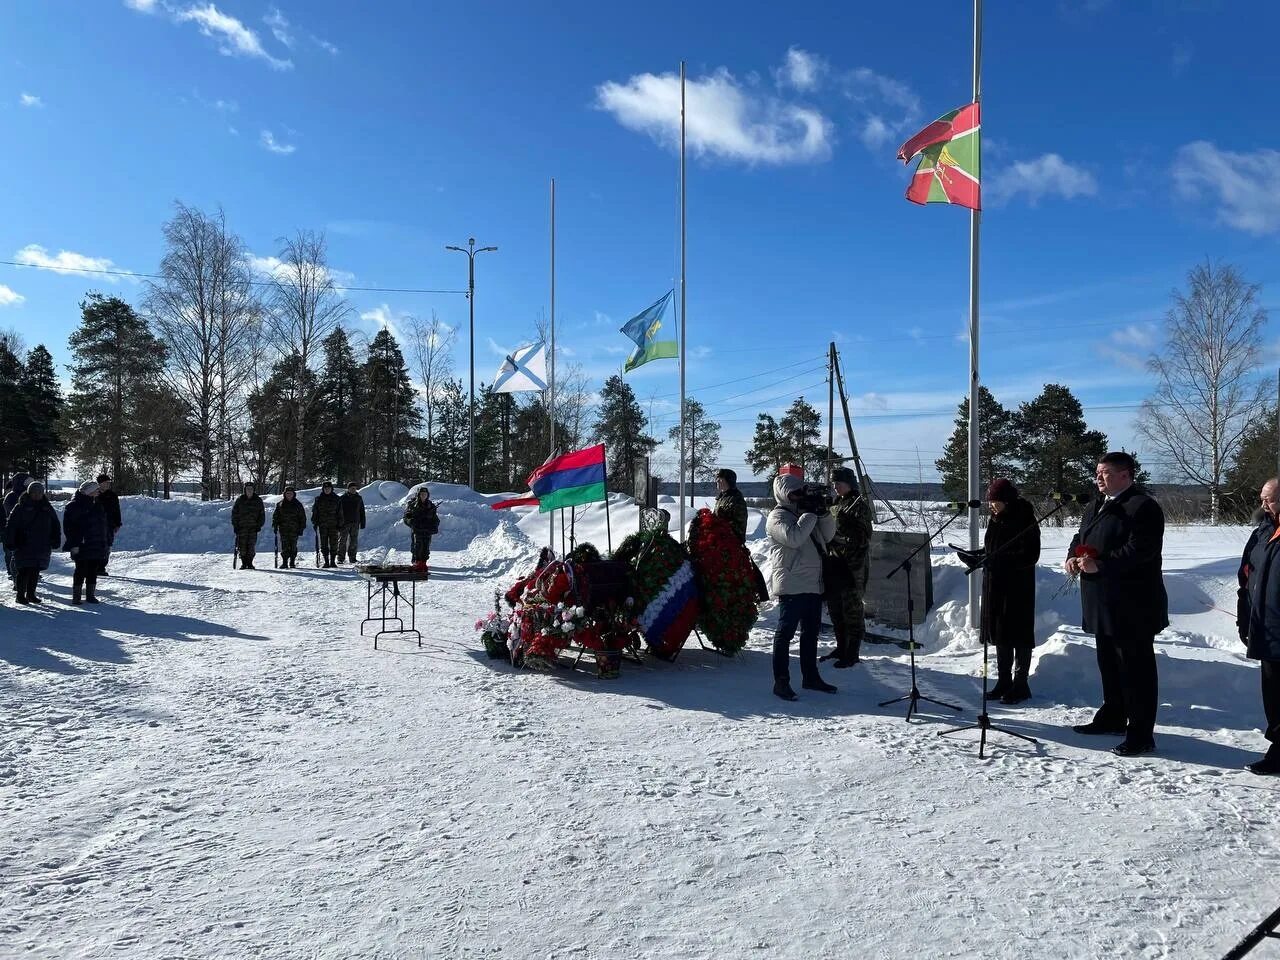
[1065,451,1168,756]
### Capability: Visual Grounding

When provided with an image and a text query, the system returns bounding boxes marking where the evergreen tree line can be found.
[0,333,66,483]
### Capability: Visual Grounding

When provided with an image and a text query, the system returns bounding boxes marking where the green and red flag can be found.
[897,102,981,210]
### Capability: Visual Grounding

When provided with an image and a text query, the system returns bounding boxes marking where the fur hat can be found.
[79,481,100,496]
[986,478,1019,503]
[715,468,737,486]
[832,467,857,487]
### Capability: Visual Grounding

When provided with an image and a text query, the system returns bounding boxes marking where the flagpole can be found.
[550,176,557,553]
[678,59,687,541]
[966,0,983,629]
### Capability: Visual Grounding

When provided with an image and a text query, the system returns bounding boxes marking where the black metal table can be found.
[358,568,430,649]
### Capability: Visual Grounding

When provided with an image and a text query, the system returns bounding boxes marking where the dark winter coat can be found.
[1067,485,1169,638]
[827,490,874,578]
[272,497,307,537]
[1237,516,1274,643]
[311,491,342,530]
[713,487,749,544]
[3,473,31,524]
[340,492,367,528]
[231,494,265,535]
[3,493,61,571]
[63,492,110,563]
[1244,519,1280,661]
[981,497,1041,649]
[98,489,122,532]
[403,496,439,535]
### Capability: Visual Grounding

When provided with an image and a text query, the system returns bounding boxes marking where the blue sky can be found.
[2,0,1278,484]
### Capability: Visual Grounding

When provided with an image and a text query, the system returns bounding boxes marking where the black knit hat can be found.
[832,467,856,487]
[716,468,737,486]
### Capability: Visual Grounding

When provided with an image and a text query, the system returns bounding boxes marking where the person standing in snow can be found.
[338,482,366,565]
[976,478,1041,704]
[3,471,32,581]
[766,471,838,701]
[1239,477,1280,775]
[272,485,307,569]
[821,466,874,669]
[4,480,60,605]
[231,482,266,570]
[1066,451,1168,756]
[63,481,110,605]
[311,481,342,568]
[713,468,748,544]
[95,473,122,575]
[403,486,439,572]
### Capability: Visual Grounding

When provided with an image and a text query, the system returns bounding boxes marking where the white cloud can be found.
[311,34,338,55]
[0,284,25,307]
[777,46,826,92]
[264,7,294,48]
[123,0,160,11]
[859,115,891,150]
[214,98,238,112]
[1173,141,1280,235]
[175,3,292,70]
[360,304,410,342]
[596,66,832,165]
[1095,322,1158,370]
[247,253,354,292]
[19,92,42,108]
[259,129,296,154]
[14,244,129,282]
[840,66,921,154]
[986,153,1098,205]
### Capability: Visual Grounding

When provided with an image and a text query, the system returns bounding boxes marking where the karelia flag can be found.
[491,444,608,513]
[897,102,980,210]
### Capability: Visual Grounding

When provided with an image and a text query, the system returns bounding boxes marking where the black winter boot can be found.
[802,677,838,694]
[72,573,83,605]
[773,678,798,701]
[26,571,42,604]
[85,576,100,603]
[986,646,1013,701]
[1001,648,1033,704]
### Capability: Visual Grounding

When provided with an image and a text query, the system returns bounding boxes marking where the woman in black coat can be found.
[982,478,1041,704]
[63,481,110,605]
[3,480,60,604]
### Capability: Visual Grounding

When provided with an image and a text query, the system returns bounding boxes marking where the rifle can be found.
[233,540,239,569]
[274,530,279,569]
[314,525,320,568]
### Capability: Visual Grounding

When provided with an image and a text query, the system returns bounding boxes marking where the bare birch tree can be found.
[1137,261,1268,523]
[407,311,456,471]
[147,203,260,500]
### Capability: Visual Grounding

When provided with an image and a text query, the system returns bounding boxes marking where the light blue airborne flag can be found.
[620,289,677,373]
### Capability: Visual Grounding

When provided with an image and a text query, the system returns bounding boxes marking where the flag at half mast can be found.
[620,289,677,373]
[897,102,981,210]
[491,444,608,513]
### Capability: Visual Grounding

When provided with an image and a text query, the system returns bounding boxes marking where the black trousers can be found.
[1262,660,1280,744]
[1094,631,1159,741]
[773,593,822,684]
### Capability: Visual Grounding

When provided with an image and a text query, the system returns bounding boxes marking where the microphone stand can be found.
[937,496,1078,758]
[877,502,966,721]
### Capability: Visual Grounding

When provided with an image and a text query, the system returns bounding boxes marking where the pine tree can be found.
[779,397,829,481]
[134,383,198,498]
[0,340,27,477]
[66,294,166,491]
[247,353,318,486]
[362,328,420,482]
[745,413,786,477]
[1015,384,1107,497]
[935,386,1020,497]
[433,378,469,484]
[315,328,364,484]
[1223,405,1277,520]
[18,345,66,480]
[591,374,657,494]
[668,398,721,504]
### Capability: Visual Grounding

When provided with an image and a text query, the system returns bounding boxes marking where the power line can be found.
[0,260,469,296]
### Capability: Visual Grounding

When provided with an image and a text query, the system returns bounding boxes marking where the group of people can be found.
[229,480,439,572]
[2,474,123,605]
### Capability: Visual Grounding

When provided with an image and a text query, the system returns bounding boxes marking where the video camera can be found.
[789,481,834,515]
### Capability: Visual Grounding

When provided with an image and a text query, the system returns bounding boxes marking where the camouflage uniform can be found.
[231,489,265,568]
[824,488,873,663]
[337,490,366,563]
[713,486,749,544]
[311,488,342,567]
[403,494,439,563]
[272,495,307,567]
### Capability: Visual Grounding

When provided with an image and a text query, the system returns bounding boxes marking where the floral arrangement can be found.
[686,508,758,655]
[475,591,511,660]
[613,529,701,660]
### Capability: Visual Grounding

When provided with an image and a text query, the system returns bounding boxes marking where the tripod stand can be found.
[878,504,965,721]
[937,497,1074,757]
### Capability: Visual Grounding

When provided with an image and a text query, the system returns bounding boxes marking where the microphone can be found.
[1051,492,1094,504]
[946,500,982,510]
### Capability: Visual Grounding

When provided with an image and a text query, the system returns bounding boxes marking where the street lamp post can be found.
[445,237,497,491]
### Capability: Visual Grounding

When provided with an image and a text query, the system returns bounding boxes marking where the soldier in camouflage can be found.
[272,485,307,568]
[231,481,266,570]
[822,466,874,668]
[713,468,749,544]
[311,481,342,568]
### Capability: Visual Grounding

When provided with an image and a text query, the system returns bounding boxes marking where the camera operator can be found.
[766,470,837,701]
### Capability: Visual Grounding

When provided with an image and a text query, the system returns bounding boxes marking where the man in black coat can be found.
[1066,451,1169,756]
[64,481,111,605]
[337,482,367,564]
[4,480,61,604]
[1240,478,1280,775]
[95,473,122,575]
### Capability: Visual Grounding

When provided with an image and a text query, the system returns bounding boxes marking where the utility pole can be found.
[445,237,498,491]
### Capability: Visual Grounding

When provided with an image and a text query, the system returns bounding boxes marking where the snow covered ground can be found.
[3,489,1278,959]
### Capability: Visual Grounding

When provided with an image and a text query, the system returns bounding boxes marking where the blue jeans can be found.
[773,593,822,684]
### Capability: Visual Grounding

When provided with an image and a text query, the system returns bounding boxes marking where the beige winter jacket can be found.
[766,474,837,597]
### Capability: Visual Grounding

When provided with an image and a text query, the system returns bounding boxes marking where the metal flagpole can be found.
[678,59,687,540]
[966,0,983,629]
[827,343,835,486]
[550,177,557,553]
